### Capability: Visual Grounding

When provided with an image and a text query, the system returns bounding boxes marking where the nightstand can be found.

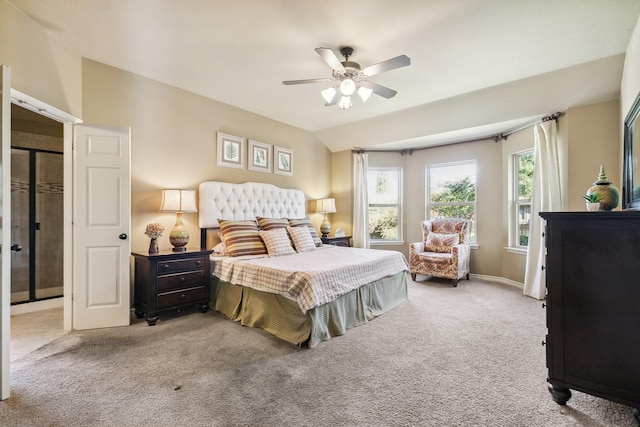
[321,236,352,247]
[132,248,213,326]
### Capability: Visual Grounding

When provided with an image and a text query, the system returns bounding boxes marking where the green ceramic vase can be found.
[586,165,619,211]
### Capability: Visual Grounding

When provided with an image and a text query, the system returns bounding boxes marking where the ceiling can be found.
[8,0,640,152]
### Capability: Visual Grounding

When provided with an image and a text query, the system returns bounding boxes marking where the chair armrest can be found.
[410,242,425,254]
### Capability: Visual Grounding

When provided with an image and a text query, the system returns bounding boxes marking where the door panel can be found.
[73,125,130,330]
[1,64,12,399]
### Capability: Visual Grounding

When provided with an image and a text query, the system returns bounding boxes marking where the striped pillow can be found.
[256,217,289,230]
[287,226,316,253]
[218,219,267,257]
[259,228,295,256]
[287,217,322,246]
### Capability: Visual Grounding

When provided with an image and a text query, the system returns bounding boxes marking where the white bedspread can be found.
[212,246,409,313]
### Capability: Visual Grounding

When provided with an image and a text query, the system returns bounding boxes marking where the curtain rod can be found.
[352,111,564,155]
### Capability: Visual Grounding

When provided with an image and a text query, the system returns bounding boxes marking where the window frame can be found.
[511,149,534,250]
[367,166,404,244]
[425,160,477,244]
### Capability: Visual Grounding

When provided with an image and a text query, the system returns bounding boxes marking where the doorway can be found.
[10,104,64,306]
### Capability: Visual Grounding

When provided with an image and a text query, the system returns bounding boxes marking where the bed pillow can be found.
[218,219,267,257]
[424,232,459,253]
[287,217,322,246]
[256,216,289,230]
[287,226,316,252]
[259,228,296,256]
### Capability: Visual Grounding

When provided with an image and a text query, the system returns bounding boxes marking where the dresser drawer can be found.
[157,286,207,310]
[157,270,207,292]
[157,256,207,274]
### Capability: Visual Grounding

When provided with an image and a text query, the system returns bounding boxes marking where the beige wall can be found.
[332,100,621,282]
[81,59,332,253]
[0,0,82,117]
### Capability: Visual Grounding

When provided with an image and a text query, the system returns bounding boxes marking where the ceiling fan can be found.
[282,46,411,109]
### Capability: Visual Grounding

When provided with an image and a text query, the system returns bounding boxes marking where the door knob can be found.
[11,244,22,252]
[119,233,128,240]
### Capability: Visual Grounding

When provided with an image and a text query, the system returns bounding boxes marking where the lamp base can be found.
[169,213,189,252]
[320,215,331,239]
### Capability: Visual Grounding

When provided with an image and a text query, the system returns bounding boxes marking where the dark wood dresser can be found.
[132,248,213,325]
[540,211,640,424]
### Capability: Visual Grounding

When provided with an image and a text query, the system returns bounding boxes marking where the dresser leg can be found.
[146,315,158,326]
[199,303,209,313]
[548,383,572,405]
[134,309,144,319]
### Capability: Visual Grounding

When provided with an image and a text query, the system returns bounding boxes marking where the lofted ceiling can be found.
[7,0,640,152]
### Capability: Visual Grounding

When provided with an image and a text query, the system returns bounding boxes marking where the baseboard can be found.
[469,274,523,289]
[11,297,64,316]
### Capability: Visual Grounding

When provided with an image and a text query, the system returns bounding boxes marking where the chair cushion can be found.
[424,232,460,253]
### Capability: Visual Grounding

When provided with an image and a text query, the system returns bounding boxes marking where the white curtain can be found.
[523,121,563,299]
[352,152,370,248]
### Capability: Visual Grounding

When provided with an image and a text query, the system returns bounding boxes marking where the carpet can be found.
[1,277,637,427]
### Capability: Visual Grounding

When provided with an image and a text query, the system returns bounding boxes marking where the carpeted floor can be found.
[1,277,637,427]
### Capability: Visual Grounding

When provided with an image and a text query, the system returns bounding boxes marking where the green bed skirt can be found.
[211,271,409,348]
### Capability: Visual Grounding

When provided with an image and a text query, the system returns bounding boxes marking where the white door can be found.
[73,124,130,330]
[0,65,11,399]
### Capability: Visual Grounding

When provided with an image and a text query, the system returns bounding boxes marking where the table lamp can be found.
[315,198,336,238]
[160,189,198,251]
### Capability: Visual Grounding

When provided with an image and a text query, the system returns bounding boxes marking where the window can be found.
[512,150,534,247]
[426,161,476,243]
[367,167,402,242]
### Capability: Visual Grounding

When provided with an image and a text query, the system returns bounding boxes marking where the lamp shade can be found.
[315,198,336,214]
[160,189,198,213]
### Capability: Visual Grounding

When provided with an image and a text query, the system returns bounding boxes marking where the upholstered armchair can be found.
[409,218,472,287]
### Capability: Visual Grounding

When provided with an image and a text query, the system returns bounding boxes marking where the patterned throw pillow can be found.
[424,232,459,253]
[256,217,289,230]
[259,228,295,256]
[218,219,267,257]
[287,217,322,246]
[287,226,316,252]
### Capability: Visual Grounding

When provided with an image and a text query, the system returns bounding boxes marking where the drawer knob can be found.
[195,260,202,266]
[180,277,186,283]
[162,264,170,270]
[180,293,186,300]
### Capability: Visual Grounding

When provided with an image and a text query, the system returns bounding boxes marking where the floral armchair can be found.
[409,218,472,287]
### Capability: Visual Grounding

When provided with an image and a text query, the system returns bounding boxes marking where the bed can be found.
[199,181,409,347]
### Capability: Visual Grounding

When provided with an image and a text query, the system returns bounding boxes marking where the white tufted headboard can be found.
[198,181,306,229]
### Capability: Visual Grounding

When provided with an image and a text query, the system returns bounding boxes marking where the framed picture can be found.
[217,132,245,169]
[274,146,293,176]
[248,140,272,173]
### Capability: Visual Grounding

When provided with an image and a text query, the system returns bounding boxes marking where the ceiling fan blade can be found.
[315,47,346,72]
[360,81,397,99]
[282,78,333,85]
[362,55,411,77]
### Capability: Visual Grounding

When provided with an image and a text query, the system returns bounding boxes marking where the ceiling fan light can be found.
[358,86,373,102]
[339,78,356,96]
[338,96,352,110]
[321,87,337,104]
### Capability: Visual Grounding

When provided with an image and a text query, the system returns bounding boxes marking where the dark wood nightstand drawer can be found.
[321,236,352,247]
[157,270,207,292]
[157,257,207,274]
[157,286,207,309]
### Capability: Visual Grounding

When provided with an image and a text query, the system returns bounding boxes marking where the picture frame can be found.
[274,146,293,176]
[248,140,272,173]
[217,132,245,169]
